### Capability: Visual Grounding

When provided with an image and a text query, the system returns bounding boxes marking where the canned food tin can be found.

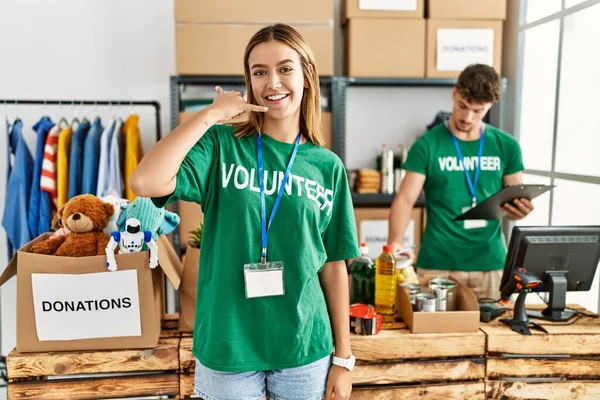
[429,278,457,311]
[415,293,437,312]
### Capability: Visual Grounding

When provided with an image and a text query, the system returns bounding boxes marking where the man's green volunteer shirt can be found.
[403,122,524,272]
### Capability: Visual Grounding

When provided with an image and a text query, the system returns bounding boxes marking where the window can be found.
[517,21,560,172]
[525,0,562,23]
[515,0,600,312]
[555,3,600,177]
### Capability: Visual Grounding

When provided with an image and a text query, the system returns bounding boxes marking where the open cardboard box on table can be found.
[398,279,480,334]
[0,233,183,353]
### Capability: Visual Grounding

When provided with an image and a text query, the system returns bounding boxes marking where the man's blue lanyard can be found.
[447,121,485,208]
[257,133,301,264]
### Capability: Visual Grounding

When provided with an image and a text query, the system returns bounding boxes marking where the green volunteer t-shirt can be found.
[404,122,524,272]
[152,124,360,372]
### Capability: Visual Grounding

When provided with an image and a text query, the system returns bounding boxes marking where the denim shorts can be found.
[194,354,332,400]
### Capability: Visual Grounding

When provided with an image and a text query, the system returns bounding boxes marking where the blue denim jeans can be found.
[194,354,332,400]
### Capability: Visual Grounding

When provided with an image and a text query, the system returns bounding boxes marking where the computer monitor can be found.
[500,225,600,323]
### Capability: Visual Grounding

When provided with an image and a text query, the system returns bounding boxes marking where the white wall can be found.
[0,0,176,358]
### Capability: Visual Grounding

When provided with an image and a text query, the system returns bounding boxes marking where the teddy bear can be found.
[100,194,129,235]
[30,194,114,257]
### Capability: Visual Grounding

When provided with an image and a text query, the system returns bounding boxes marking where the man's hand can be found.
[324,365,352,400]
[502,198,534,220]
[390,242,416,264]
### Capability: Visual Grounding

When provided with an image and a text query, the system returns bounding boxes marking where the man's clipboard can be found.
[455,184,554,221]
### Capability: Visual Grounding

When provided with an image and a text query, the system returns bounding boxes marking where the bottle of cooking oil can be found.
[375,244,396,328]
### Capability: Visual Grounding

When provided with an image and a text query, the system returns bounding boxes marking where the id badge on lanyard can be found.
[448,121,487,230]
[244,133,301,299]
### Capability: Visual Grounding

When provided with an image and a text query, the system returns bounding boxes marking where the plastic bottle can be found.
[375,244,397,328]
[349,243,375,306]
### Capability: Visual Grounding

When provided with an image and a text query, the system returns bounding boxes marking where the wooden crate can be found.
[351,322,486,399]
[482,304,600,399]
[7,317,182,400]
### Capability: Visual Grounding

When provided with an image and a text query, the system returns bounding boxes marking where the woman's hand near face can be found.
[208,86,268,122]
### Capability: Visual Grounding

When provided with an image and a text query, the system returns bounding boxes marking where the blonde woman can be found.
[131,24,358,400]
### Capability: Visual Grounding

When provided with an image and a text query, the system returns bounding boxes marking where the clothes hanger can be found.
[71,100,80,129]
[57,101,69,129]
[80,101,89,124]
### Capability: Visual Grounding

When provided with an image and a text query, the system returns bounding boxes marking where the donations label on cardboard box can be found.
[31,270,142,341]
[360,219,415,253]
[436,28,494,71]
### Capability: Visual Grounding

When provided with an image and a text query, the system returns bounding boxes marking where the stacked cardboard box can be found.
[425,0,506,78]
[345,0,426,77]
[174,0,335,76]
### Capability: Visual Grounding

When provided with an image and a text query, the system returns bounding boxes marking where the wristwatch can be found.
[332,354,356,371]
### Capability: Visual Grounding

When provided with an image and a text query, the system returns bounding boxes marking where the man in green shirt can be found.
[388,64,534,300]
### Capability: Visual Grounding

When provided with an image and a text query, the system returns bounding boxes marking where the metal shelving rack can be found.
[169,75,507,211]
[334,76,508,208]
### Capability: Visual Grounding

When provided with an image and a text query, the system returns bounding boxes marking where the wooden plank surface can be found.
[351,324,486,361]
[180,337,194,373]
[180,373,195,398]
[486,380,600,400]
[481,304,600,355]
[352,382,485,399]
[7,373,179,400]
[7,337,179,379]
[354,358,484,385]
[487,357,600,379]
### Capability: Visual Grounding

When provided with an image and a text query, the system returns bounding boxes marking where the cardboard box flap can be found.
[0,234,51,286]
[157,235,183,290]
[0,254,17,286]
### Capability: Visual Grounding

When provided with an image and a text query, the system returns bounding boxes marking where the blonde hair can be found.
[232,24,325,146]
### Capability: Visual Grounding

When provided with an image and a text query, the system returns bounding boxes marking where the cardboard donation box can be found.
[398,279,480,333]
[426,19,503,78]
[0,234,182,353]
[179,246,200,332]
[427,0,507,20]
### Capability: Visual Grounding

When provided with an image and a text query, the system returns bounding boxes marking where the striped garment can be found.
[40,123,61,210]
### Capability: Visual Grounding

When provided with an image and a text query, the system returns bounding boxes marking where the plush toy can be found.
[101,194,129,235]
[31,194,114,257]
[105,217,159,271]
[49,206,71,239]
[117,197,180,247]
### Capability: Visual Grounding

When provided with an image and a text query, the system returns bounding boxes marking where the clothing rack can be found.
[2,99,162,142]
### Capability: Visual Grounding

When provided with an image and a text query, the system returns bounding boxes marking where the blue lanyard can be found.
[447,122,485,207]
[257,133,301,264]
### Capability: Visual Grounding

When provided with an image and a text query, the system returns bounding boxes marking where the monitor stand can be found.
[501,291,548,336]
[527,271,577,322]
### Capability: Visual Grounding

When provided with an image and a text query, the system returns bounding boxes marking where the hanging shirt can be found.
[40,124,61,210]
[123,114,143,201]
[103,119,124,198]
[2,119,34,259]
[96,119,115,197]
[28,116,54,238]
[81,117,104,194]
[56,126,73,207]
[67,120,91,200]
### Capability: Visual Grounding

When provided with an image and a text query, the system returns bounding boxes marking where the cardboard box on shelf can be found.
[347,18,426,78]
[398,279,480,333]
[353,207,423,259]
[176,23,334,76]
[426,19,503,78]
[179,245,200,332]
[0,235,182,353]
[344,0,424,20]
[175,0,334,23]
[427,0,507,20]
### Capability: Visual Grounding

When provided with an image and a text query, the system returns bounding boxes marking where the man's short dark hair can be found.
[455,64,501,104]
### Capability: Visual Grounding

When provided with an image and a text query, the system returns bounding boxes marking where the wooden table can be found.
[482,304,600,400]
[350,322,486,399]
[6,315,182,400]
